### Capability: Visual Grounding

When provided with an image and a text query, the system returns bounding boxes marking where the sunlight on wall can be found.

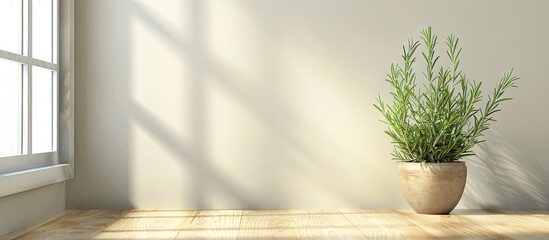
[130,1,192,142]
[128,0,196,207]
[71,0,549,209]
[123,0,399,208]
[208,1,269,86]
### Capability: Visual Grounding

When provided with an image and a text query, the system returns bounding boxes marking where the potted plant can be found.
[374,27,519,214]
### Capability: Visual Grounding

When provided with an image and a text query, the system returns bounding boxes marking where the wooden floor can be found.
[2,209,549,239]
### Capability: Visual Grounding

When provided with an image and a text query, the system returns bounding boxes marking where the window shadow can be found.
[461,129,549,209]
[124,0,371,208]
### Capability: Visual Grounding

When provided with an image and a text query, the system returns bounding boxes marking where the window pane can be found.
[32,0,54,62]
[32,66,56,153]
[0,0,23,54]
[0,59,24,157]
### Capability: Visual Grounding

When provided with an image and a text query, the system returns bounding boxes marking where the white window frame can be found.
[0,0,73,198]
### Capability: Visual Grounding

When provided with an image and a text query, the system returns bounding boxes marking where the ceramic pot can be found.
[398,161,467,214]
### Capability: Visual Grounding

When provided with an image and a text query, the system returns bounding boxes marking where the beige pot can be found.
[398,161,467,214]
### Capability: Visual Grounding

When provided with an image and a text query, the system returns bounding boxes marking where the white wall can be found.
[0,183,65,236]
[68,0,549,209]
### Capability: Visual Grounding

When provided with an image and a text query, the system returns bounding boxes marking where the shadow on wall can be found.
[71,0,133,209]
[121,0,387,209]
[73,0,549,210]
[462,130,549,209]
[71,0,398,210]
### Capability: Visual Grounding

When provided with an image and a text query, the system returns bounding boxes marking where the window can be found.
[0,0,58,173]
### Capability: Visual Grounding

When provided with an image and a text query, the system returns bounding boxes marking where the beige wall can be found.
[68,0,549,209]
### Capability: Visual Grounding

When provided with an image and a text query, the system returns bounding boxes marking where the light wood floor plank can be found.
[14,210,127,240]
[457,209,549,239]
[237,210,300,239]
[175,210,242,240]
[397,209,508,239]
[292,209,365,239]
[4,209,549,240]
[94,210,194,240]
[341,209,436,239]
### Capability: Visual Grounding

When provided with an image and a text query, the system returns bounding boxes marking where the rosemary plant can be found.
[374,27,519,163]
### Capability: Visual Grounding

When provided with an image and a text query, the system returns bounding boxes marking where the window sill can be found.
[0,164,73,198]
